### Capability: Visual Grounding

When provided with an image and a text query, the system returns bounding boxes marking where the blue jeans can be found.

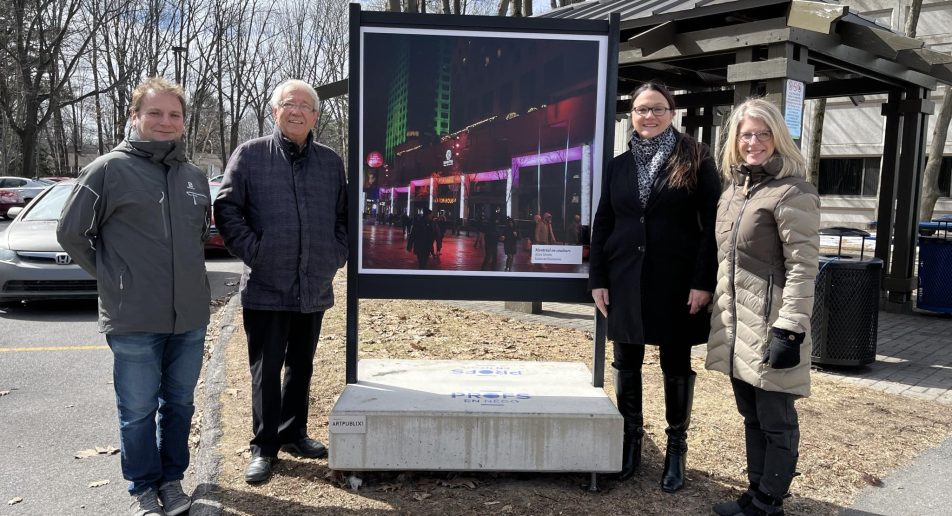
[106,328,206,494]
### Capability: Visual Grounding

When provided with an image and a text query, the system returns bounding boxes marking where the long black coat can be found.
[588,133,720,346]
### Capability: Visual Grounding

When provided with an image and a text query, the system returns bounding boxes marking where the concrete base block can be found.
[504,301,542,314]
[328,359,622,472]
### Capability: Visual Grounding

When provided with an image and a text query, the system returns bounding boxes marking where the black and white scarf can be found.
[630,126,677,207]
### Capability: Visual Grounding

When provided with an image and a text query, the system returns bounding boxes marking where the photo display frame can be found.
[349,7,618,303]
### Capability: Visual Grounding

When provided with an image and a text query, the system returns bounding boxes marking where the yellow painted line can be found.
[0,345,109,353]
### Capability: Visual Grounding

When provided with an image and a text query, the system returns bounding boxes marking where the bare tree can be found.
[906,0,952,221]
[0,0,122,177]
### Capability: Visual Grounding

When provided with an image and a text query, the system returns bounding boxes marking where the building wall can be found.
[812,0,952,227]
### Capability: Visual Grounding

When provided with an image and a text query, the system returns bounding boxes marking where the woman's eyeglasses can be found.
[632,106,672,117]
[739,131,773,143]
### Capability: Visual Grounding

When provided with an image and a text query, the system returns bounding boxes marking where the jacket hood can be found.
[732,154,784,186]
[114,131,188,166]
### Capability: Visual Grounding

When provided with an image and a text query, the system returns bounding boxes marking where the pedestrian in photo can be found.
[473,213,485,249]
[588,81,720,491]
[567,213,582,245]
[707,98,819,516]
[214,79,348,484]
[501,217,520,272]
[535,212,556,245]
[408,208,436,269]
[57,77,211,516]
[433,212,446,257]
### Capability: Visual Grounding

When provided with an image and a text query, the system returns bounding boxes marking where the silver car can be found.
[0,181,97,306]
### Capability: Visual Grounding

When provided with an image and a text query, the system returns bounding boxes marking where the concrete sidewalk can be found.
[443,300,952,516]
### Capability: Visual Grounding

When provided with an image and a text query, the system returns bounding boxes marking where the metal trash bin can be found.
[811,227,882,367]
[917,218,952,313]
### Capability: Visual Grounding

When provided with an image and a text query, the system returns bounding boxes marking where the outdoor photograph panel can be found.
[359,25,607,278]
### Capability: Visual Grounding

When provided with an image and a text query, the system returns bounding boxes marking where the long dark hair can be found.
[629,82,705,191]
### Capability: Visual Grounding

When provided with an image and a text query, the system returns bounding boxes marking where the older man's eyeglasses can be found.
[279,102,316,113]
[632,106,672,117]
[739,131,773,143]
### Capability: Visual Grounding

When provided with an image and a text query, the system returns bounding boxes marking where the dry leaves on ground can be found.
[74,446,119,459]
[209,271,952,515]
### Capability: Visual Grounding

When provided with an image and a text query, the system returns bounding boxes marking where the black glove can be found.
[764,327,804,369]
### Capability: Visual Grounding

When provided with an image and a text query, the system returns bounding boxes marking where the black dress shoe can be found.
[244,456,275,484]
[281,438,328,459]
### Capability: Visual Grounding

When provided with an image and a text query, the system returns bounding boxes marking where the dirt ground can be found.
[202,273,952,515]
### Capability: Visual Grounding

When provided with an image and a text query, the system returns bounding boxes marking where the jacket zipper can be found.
[159,192,169,239]
[764,273,774,324]
[728,194,749,379]
[728,174,767,379]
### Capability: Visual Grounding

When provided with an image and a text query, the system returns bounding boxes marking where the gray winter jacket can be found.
[213,128,347,313]
[706,157,819,397]
[57,138,212,334]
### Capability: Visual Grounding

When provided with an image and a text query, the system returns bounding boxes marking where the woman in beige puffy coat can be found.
[706,98,819,516]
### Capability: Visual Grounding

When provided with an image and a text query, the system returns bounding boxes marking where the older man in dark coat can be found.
[214,79,348,484]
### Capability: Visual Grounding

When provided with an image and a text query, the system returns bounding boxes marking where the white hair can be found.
[269,79,320,110]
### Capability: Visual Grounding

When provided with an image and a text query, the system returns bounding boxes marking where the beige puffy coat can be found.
[705,160,820,397]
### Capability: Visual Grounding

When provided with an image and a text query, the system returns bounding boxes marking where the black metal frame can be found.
[346,4,619,385]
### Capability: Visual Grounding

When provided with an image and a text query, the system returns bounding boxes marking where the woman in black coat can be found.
[589,82,720,491]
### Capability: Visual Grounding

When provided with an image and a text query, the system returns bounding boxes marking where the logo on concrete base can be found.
[450,390,531,406]
[329,415,367,434]
[450,365,524,376]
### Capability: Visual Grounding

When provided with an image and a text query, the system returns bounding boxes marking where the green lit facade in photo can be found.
[384,40,409,164]
[433,43,451,137]
[383,39,452,164]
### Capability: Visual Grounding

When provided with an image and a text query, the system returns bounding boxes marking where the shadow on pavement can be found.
[0,298,98,322]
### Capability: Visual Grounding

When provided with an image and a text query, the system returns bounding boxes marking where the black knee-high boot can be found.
[614,369,643,481]
[661,371,696,493]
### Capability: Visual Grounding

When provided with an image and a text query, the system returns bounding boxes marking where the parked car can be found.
[206,181,227,251]
[0,176,53,218]
[0,181,97,306]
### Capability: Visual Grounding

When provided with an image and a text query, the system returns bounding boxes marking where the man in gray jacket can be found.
[57,78,211,516]
[214,79,347,483]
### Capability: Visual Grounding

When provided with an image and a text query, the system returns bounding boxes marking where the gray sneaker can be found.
[130,488,166,516]
[158,480,191,516]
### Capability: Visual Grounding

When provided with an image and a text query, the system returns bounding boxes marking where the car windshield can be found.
[20,184,72,221]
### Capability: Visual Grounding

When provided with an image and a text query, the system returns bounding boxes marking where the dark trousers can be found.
[244,308,324,457]
[613,343,693,375]
[731,377,800,499]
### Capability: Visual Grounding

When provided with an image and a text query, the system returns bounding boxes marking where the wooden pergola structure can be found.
[544,0,952,310]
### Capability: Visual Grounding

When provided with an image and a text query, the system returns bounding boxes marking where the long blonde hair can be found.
[718,98,807,181]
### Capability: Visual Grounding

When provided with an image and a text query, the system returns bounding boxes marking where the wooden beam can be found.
[932,63,952,85]
[619,17,790,64]
[789,28,937,90]
[674,90,735,108]
[837,22,923,61]
[896,48,952,74]
[626,21,677,56]
[805,77,891,98]
[727,57,815,83]
[317,79,348,100]
[787,0,848,35]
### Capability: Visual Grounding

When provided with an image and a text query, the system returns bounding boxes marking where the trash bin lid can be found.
[820,226,871,238]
